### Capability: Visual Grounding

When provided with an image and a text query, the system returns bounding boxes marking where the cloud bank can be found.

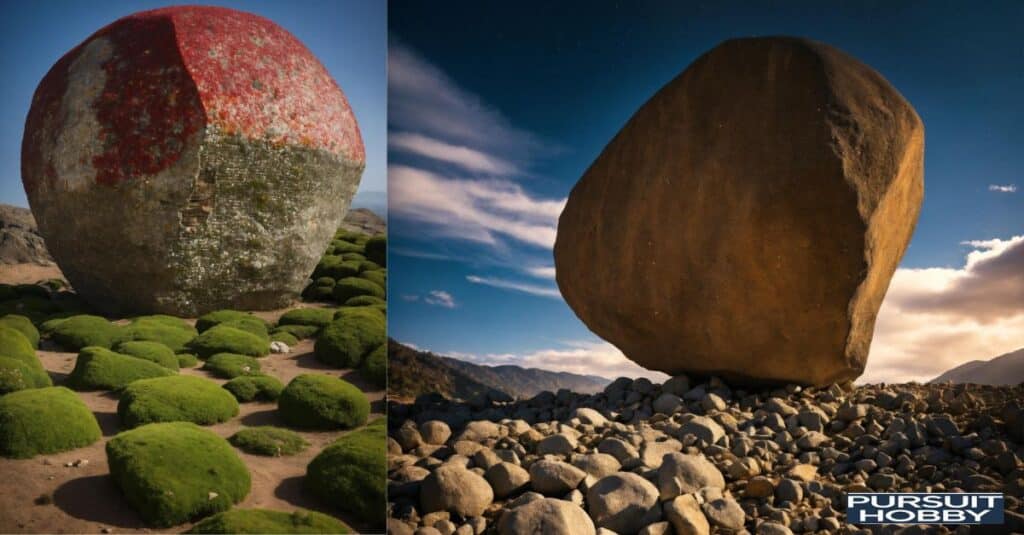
[988,184,1017,193]
[450,340,669,382]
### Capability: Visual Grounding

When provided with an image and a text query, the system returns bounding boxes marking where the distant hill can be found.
[388,339,609,401]
[931,347,1024,385]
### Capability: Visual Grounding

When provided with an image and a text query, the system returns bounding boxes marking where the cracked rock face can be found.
[21,6,364,316]
[554,37,924,386]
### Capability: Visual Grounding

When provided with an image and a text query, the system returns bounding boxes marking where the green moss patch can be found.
[106,422,250,527]
[196,310,269,333]
[186,508,348,534]
[177,353,200,368]
[305,419,385,525]
[270,331,299,346]
[274,324,320,340]
[278,374,369,430]
[363,235,386,267]
[113,341,178,370]
[0,356,52,394]
[188,325,269,359]
[218,318,270,341]
[116,316,197,353]
[314,308,385,368]
[223,375,284,402]
[49,315,121,350]
[0,325,36,362]
[118,375,239,428]
[278,308,336,329]
[344,295,385,307]
[229,426,308,456]
[203,353,262,379]
[313,256,361,280]
[360,270,386,289]
[0,315,39,347]
[66,347,175,391]
[331,278,385,303]
[0,387,101,458]
[361,345,386,389]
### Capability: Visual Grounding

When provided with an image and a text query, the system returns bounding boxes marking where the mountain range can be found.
[930,347,1024,385]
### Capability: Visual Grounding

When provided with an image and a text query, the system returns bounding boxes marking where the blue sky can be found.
[0,0,386,210]
[388,0,1024,382]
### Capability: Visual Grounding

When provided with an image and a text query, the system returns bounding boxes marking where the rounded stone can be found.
[498,497,595,535]
[485,461,531,499]
[420,464,494,518]
[657,452,725,500]
[22,6,365,316]
[554,37,924,386]
[586,472,662,534]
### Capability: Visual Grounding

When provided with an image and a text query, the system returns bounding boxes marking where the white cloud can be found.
[525,266,557,279]
[424,290,457,308]
[864,236,1024,383]
[389,165,565,249]
[451,340,669,382]
[466,275,562,299]
[988,184,1017,193]
[390,132,518,175]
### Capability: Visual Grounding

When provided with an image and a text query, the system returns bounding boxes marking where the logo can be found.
[847,493,1004,524]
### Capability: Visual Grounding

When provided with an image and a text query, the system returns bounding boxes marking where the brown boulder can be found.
[554,37,923,386]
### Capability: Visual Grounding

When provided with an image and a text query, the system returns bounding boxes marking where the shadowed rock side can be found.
[932,348,1024,386]
[388,375,1024,534]
[0,204,52,265]
[388,340,609,402]
[554,37,924,386]
[21,6,364,317]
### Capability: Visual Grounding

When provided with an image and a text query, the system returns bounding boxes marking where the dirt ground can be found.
[0,265,385,534]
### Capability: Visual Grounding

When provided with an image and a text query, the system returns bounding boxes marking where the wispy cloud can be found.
[424,290,457,308]
[525,266,557,279]
[988,184,1017,193]
[390,165,565,249]
[401,294,420,302]
[864,236,1024,383]
[450,340,669,381]
[466,275,561,298]
[390,132,519,175]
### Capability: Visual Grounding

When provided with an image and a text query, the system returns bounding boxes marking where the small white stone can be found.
[208,491,219,500]
[270,341,290,354]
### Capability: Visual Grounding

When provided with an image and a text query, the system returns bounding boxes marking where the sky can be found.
[388,0,1024,383]
[0,0,386,210]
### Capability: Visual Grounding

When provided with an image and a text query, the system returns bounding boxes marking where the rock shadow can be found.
[53,475,144,528]
[293,352,335,371]
[92,411,121,437]
[274,476,373,533]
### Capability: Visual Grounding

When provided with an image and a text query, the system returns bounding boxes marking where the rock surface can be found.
[0,204,52,265]
[389,373,1024,534]
[554,37,924,386]
[22,6,364,316]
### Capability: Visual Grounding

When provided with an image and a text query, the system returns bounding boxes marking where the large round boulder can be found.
[554,37,924,386]
[22,6,365,316]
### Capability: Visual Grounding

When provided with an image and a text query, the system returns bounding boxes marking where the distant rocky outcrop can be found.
[0,204,52,265]
[339,208,387,236]
[932,348,1024,385]
[388,340,608,402]
[554,37,924,386]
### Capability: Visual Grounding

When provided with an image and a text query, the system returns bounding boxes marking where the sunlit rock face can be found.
[554,37,924,386]
[22,6,364,315]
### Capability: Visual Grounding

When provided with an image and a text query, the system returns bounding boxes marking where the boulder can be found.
[498,497,595,535]
[586,472,662,534]
[657,452,725,500]
[554,37,924,385]
[22,6,364,316]
[420,464,494,517]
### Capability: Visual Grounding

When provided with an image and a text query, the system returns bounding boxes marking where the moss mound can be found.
[116,316,197,353]
[302,279,335,301]
[313,256,361,280]
[203,353,262,379]
[114,341,179,370]
[331,278,385,303]
[218,318,270,341]
[305,419,385,525]
[363,235,386,266]
[66,347,175,391]
[223,375,284,402]
[330,240,363,254]
[360,270,386,289]
[0,387,101,458]
[278,374,369,430]
[270,331,299,346]
[49,315,121,350]
[196,310,269,332]
[177,353,200,368]
[118,375,239,428]
[274,324,320,340]
[314,309,385,368]
[229,426,309,456]
[344,295,385,307]
[0,315,39,347]
[106,422,250,527]
[186,508,348,534]
[188,325,268,359]
[361,344,386,389]
[0,356,52,394]
[278,308,336,329]
[0,325,36,362]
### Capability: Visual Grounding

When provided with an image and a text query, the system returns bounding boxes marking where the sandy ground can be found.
[0,266,385,534]
[0,263,63,285]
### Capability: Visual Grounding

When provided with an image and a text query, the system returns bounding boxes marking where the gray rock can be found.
[662,376,690,397]
[573,408,608,427]
[456,421,502,442]
[572,453,622,481]
[653,393,684,415]
[586,472,662,534]
[657,452,725,500]
[420,465,494,517]
[640,439,682,468]
[498,497,596,535]
[529,460,587,495]
[598,437,640,463]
